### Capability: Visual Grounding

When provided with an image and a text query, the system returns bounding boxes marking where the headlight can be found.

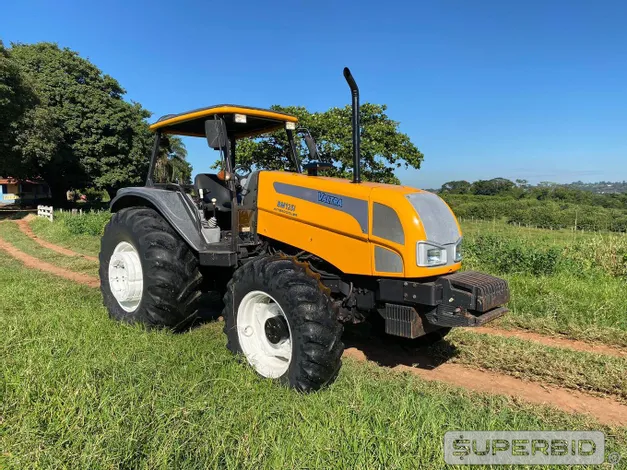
[454,238,463,262]
[417,242,448,267]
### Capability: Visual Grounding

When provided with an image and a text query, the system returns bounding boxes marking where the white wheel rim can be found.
[108,241,143,312]
[237,290,292,378]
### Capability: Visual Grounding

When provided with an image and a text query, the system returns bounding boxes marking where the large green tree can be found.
[233,104,423,184]
[8,43,154,203]
[0,40,37,174]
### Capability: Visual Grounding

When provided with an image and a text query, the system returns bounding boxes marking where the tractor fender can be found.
[110,187,205,252]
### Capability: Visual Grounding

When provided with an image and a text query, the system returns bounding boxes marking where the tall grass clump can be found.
[465,232,627,279]
[565,235,627,278]
[464,234,562,276]
[56,210,112,236]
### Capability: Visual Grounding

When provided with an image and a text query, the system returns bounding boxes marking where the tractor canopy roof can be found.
[149,105,298,139]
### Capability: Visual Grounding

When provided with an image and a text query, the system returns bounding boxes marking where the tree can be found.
[0,40,37,176]
[9,43,153,203]
[470,178,515,196]
[233,104,423,184]
[440,180,471,194]
[153,135,192,185]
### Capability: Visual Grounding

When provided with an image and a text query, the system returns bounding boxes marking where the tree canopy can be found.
[2,42,182,203]
[233,104,423,184]
[439,177,627,210]
[0,41,37,176]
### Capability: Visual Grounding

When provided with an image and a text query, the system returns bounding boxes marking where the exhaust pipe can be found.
[343,67,360,183]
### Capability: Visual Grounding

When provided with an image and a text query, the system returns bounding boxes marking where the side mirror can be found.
[303,134,319,160]
[205,119,228,150]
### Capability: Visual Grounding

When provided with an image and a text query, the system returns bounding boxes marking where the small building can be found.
[0,177,51,205]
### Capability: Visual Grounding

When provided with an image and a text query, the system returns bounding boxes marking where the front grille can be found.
[381,304,423,338]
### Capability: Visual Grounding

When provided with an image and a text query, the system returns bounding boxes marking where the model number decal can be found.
[318,191,343,207]
[276,200,296,212]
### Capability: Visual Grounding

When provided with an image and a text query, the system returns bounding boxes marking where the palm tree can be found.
[154,136,193,185]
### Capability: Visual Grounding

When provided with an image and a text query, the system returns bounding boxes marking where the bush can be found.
[56,210,112,236]
[443,194,627,233]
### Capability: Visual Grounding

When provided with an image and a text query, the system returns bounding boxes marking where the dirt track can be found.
[1,219,626,426]
[0,235,100,288]
[15,218,98,262]
[472,326,627,358]
[343,344,627,427]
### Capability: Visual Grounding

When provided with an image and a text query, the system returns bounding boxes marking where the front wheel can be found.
[223,255,343,392]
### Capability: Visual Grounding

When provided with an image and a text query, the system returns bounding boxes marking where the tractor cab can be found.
[143,105,303,255]
[149,104,301,207]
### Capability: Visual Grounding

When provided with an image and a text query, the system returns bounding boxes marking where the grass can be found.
[444,329,627,401]
[0,221,99,277]
[460,219,627,346]
[494,273,627,346]
[23,215,627,346]
[461,218,627,245]
[2,253,626,469]
[30,216,102,256]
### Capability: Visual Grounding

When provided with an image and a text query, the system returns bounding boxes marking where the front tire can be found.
[223,255,343,392]
[99,207,203,330]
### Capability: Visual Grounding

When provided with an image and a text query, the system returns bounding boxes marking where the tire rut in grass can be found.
[470,326,627,358]
[0,235,100,288]
[15,219,98,262]
[343,330,627,427]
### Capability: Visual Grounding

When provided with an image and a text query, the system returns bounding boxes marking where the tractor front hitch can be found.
[377,271,510,339]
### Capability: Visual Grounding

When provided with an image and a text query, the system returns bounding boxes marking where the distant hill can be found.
[563,181,627,194]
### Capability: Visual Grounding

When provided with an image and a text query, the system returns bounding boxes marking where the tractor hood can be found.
[255,171,462,278]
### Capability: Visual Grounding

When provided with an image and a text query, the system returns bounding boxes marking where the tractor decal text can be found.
[317,191,343,208]
[272,182,368,233]
[276,200,296,212]
[274,200,297,217]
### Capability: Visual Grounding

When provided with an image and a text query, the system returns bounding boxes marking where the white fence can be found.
[37,205,54,222]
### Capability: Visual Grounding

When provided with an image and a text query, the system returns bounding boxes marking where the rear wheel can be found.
[99,207,203,330]
[223,255,343,391]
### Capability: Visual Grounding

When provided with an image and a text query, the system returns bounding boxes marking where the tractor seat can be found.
[194,173,231,211]
[241,170,260,209]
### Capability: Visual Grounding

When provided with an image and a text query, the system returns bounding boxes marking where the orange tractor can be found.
[100,68,509,391]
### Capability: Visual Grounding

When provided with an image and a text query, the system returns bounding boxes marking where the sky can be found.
[2,0,626,189]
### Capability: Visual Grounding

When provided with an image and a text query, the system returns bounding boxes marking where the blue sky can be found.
[2,0,626,189]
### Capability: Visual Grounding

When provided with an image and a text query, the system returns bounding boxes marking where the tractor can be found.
[100,68,509,391]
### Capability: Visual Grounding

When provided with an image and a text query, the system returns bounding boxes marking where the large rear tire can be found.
[223,255,344,392]
[99,207,203,330]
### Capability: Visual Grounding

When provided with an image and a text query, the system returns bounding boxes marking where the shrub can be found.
[443,194,627,233]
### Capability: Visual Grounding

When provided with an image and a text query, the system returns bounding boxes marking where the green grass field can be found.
[1,253,626,469]
[1,215,625,468]
[30,216,102,256]
[0,221,99,277]
[460,220,627,347]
